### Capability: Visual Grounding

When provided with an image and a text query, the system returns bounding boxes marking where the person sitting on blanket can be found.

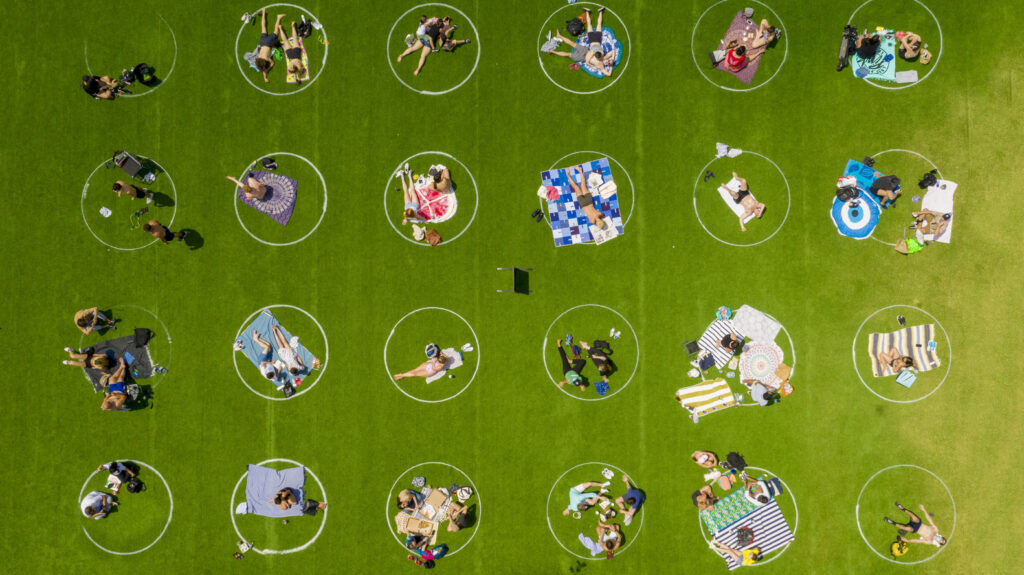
[565,165,609,230]
[596,520,623,559]
[113,181,153,203]
[740,473,771,507]
[74,307,116,335]
[277,20,309,81]
[269,487,306,510]
[710,539,762,566]
[546,30,616,75]
[614,474,645,526]
[255,10,285,83]
[562,481,610,516]
[723,173,765,232]
[897,31,922,60]
[877,348,913,374]
[252,330,284,381]
[720,332,743,352]
[226,174,268,202]
[856,32,881,60]
[911,210,950,239]
[871,174,901,205]
[397,489,425,512]
[82,75,119,100]
[447,501,470,532]
[438,16,471,52]
[397,16,438,76]
[427,165,453,193]
[393,353,449,381]
[101,356,130,411]
[692,485,719,511]
[556,339,589,391]
[62,347,112,370]
[885,502,947,548]
[269,324,306,375]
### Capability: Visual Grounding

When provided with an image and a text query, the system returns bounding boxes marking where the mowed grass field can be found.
[1,0,1022,573]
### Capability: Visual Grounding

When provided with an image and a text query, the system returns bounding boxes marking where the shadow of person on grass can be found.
[127,384,154,411]
[182,229,204,251]
[150,191,174,208]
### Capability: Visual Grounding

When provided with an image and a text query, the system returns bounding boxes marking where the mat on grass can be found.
[717,178,756,224]
[286,38,311,83]
[82,334,154,392]
[414,184,457,223]
[699,487,760,533]
[676,378,737,419]
[241,464,306,518]
[713,500,795,570]
[541,157,624,247]
[424,348,464,383]
[698,319,745,369]
[731,305,781,344]
[920,180,957,243]
[236,170,297,226]
[831,159,885,239]
[578,27,622,78]
[867,324,941,377]
[851,30,897,82]
[234,310,319,388]
[714,12,771,84]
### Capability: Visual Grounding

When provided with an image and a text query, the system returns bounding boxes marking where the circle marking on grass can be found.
[232,305,330,401]
[230,458,328,555]
[690,0,788,92]
[386,4,481,95]
[76,304,173,389]
[538,151,636,241]
[852,304,950,403]
[855,464,956,564]
[81,155,177,251]
[85,13,177,99]
[692,151,791,247]
[383,307,481,404]
[385,461,481,556]
[535,2,632,95]
[545,462,645,560]
[383,152,479,246]
[233,151,328,246]
[542,304,639,401]
[867,149,943,247]
[847,0,942,90]
[233,4,329,96]
[78,460,173,555]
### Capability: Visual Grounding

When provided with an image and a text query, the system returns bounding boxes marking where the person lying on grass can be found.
[885,502,947,547]
[113,181,153,203]
[393,351,449,381]
[397,16,438,76]
[556,339,588,391]
[562,481,610,516]
[897,31,922,60]
[277,19,308,81]
[101,356,130,411]
[711,539,762,566]
[580,341,613,380]
[395,165,425,226]
[226,174,268,202]
[437,16,471,52]
[62,347,112,370]
[142,220,187,244]
[722,173,765,232]
[255,9,285,82]
[82,75,119,100]
[565,165,608,230]
[876,347,913,375]
[74,307,116,335]
[545,8,615,77]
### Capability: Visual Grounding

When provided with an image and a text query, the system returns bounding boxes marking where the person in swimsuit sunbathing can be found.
[876,348,913,375]
[546,8,615,77]
[277,20,308,81]
[885,502,947,547]
[395,165,425,225]
[101,356,130,411]
[226,174,268,202]
[270,488,299,510]
[255,9,285,82]
[142,220,187,244]
[62,347,112,370]
[271,324,306,375]
[392,352,449,381]
[723,172,765,232]
[565,165,608,230]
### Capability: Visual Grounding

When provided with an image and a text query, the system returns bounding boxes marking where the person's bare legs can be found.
[398,40,425,62]
[261,8,268,34]
[276,21,290,48]
[393,360,433,380]
[402,172,418,204]
[711,541,742,562]
[252,331,272,354]
[554,31,579,48]
[290,22,300,48]
[597,7,604,31]
[584,8,593,33]
[414,45,430,75]
[271,324,291,350]
[576,481,606,491]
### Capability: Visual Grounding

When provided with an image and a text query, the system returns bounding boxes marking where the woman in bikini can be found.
[395,165,424,226]
[565,165,608,229]
[392,353,449,381]
[226,174,268,202]
[255,10,285,82]
[877,348,914,375]
[723,172,766,232]
[397,16,438,76]
[62,347,113,370]
[277,20,308,81]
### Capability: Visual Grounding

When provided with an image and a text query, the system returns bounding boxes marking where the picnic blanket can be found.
[698,319,745,369]
[831,159,886,239]
[676,378,737,419]
[414,184,457,223]
[236,170,297,226]
[739,343,784,386]
[851,30,897,82]
[699,487,760,533]
[286,38,311,83]
[717,178,756,224]
[579,27,622,79]
[731,305,781,344]
[241,464,306,518]
[919,180,957,243]
[234,310,319,388]
[541,157,625,247]
[82,334,155,392]
[868,324,942,377]
[714,12,771,84]
[713,500,795,570]
[425,348,464,383]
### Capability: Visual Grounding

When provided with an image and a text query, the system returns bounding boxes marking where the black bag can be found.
[918,171,938,189]
[282,383,295,398]
[591,340,613,355]
[296,20,313,38]
[836,186,859,202]
[736,526,755,546]
[566,17,585,37]
[726,452,748,471]
[302,499,320,516]
[134,328,152,347]
[261,157,278,170]
[127,477,145,493]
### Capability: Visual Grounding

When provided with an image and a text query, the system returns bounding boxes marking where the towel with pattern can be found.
[699,487,760,533]
[579,27,623,79]
[851,30,898,82]
[698,319,745,369]
[731,305,781,344]
[713,500,795,570]
[414,185,457,223]
[714,12,772,84]
[676,378,737,419]
[867,324,941,377]
[286,38,311,83]
[541,157,625,247]
[236,170,298,226]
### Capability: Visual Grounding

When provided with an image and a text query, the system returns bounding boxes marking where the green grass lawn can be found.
[2,0,1022,573]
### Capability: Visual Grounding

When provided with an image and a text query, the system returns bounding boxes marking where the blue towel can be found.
[243,464,306,518]
[579,28,623,79]
[235,310,318,388]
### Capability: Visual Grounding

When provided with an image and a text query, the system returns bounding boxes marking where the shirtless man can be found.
[565,165,608,229]
[723,172,765,232]
[142,220,187,244]
[885,502,947,548]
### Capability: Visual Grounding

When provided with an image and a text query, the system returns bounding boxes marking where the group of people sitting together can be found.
[248,9,310,83]
[690,451,774,566]
[394,478,475,568]
[555,334,616,395]
[562,472,645,559]
[855,29,929,64]
[542,7,617,77]
[80,461,141,520]
[397,15,472,76]
[110,178,186,244]
[65,308,131,411]
[711,15,782,73]
[254,325,320,385]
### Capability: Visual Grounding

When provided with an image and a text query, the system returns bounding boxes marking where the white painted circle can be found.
[868,149,943,247]
[230,458,329,555]
[78,460,174,555]
[383,151,478,246]
[695,466,798,566]
[538,151,636,242]
[692,151,791,247]
[386,4,481,95]
[385,461,481,556]
[84,14,177,99]
[852,304,950,403]
[81,155,178,251]
[76,304,173,389]
[232,305,330,401]
[542,304,639,401]
[383,307,480,404]
[855,464,955,564]
[535,2,632,95]
[847,0,943,90]
[233,152,328,246]
[690,0,788,92]
[545,461,645,560]
[233,4,329,96]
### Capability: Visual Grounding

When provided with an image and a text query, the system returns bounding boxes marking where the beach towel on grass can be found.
[676,378,737,418]
[578,28,622,78]
[699,487,760,533]
[714,12,771,84]
[82,334,155,392]
[236,170,298,226]
[920,180,957,243]
[851,30,897,82]
[234,310,319,388]
[714,500,795,570]
[717,178,756,224]
[698,319,745,369]
[541,157,625,247]
[843,160,885,204]
[732,305,781,344]
[867,324,941,377]
[425,348,464,383]
[414,186,457,223]
[286,38,311,83]
[242,464,306,517]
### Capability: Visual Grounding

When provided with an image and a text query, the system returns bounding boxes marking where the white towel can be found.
[425,349,463,384]
[732,305,782,344]
[920,180,957,244]
[718,179,756,224]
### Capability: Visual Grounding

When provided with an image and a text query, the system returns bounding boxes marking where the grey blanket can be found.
[83,334,154,392]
